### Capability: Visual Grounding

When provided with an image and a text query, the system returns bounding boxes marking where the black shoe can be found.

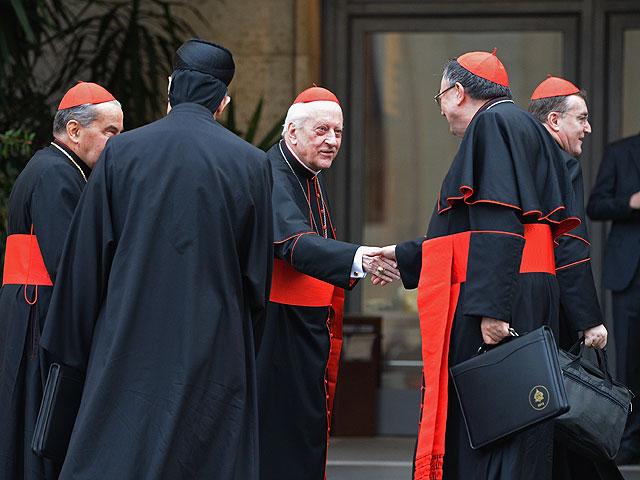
[615,449,640,465]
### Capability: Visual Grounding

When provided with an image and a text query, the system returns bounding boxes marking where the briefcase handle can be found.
[477,327,519,354]
[567,337,614,389]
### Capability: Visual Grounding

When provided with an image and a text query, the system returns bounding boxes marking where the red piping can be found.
[556,258,590,271]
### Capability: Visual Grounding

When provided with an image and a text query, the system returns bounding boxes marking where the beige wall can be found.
[180,0,321,141]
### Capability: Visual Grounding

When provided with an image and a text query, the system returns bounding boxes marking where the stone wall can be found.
[179,0,321,143]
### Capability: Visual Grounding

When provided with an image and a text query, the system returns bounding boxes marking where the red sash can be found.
[414,224,554,480]
[3,234,52,287]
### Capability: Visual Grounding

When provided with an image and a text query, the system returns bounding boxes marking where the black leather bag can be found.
[449,326,569,449]
[31,363,84,463]
[555,340,633,460]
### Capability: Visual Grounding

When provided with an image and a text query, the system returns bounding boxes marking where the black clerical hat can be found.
[173,38,235,86]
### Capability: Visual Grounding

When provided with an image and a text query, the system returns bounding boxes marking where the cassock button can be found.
[316,193,320,198]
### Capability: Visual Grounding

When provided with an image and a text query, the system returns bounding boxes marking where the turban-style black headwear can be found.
[169,38,235,115]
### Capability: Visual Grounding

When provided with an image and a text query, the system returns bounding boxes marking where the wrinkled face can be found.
[76,102,124,168]
[556,95,591,157]
[289,103,343,171]
[438,77,466,138]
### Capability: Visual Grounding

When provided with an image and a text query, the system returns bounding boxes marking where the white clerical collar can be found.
[284,141,320,176]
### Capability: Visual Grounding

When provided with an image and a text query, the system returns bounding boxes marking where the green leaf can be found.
[10,0,35,42]
[244,98,264,144]
[257,115,286,152]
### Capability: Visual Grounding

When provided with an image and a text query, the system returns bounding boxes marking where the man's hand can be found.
[361,246,400,285]
[480,317,511,344]
[368,245,399,286]
[584,324,608,349]
[630,191,640,210]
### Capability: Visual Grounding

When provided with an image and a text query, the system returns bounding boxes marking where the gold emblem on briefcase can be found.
[529,385,550,410]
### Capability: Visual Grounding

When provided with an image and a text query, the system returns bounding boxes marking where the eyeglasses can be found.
[560,112,589,126]
[434,85,455,107]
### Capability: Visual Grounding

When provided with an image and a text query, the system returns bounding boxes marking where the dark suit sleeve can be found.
[396,237,425,290]
[463,203,525,321]
[587,146,640,221]
[555,234,603,333]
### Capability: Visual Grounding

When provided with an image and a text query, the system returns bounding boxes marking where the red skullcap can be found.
[58,81,116,110]
[457,49,509,87]
[293,85,340,105]
[531,75,580,100]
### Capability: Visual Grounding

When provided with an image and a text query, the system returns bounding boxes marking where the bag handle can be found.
[567,336,614,389]
[477,327,519,354]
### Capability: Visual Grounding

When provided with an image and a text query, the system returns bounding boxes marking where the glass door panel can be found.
[362,30,563,433]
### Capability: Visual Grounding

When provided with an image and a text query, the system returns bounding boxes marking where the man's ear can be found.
[546,111,561,133]
[286,122,298,145]
[454,82,465,106]
[66,120,81,145]
[214,95,231,118]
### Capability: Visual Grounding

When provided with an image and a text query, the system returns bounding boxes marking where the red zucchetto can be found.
[530,75,580,100]
[457,49,509,87]
[58,81,116,111]
[293,86,340,105]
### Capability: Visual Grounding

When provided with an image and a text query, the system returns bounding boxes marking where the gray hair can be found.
[52,100,121,136]
[442,59,511,101]
[528,90,588,124]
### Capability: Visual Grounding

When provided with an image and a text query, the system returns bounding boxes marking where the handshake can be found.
[360,245,399,286]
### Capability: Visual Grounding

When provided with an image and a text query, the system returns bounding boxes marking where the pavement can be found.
[326,436,640,480]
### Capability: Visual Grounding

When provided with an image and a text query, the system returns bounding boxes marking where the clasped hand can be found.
[363,245,400,286]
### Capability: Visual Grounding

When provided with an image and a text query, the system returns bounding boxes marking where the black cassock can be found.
[40,103,273,479]
[396,98,581,480]
[0,141,90,480]
[554,151,603,348]
[552,153,623,479]
[256,141,359,480]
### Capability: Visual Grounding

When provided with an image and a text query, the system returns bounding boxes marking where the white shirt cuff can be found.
[351,246,367,279]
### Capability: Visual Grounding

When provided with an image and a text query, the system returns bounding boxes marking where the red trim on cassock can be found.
[413,224,555,480]
[274,231,316,244]
[561,233,590,246]
[324,287,344,480]
[437,185,580,239]
[556,257,590,271]
[3,234,52,286]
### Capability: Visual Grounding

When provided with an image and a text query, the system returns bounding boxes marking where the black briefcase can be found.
[556,341,633,460]
[31,362,84,463]
[449,326,569,449]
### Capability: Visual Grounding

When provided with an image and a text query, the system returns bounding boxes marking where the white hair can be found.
[281,100,342,137]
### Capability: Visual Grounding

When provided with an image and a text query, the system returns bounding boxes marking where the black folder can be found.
[31,362,84,463]
[449,326,569,449]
